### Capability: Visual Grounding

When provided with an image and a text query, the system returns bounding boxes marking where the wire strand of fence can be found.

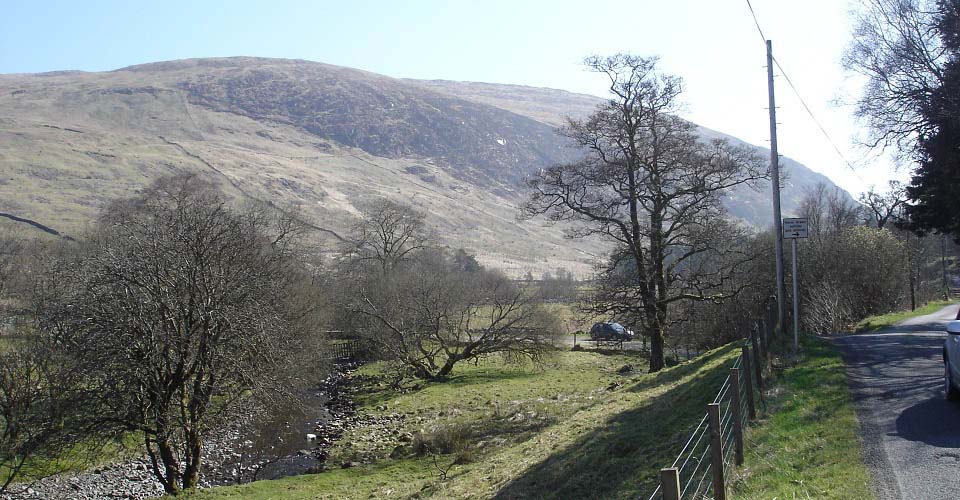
[675,431,709,485]
[723,427,736,466]
[646,303,776,499]
[714,376,732,404]
[698,477,714,500]
[647,483,661,500]
[687,460,713,500]
[680,444,713,498]
[720,398,734,432]
[677,439,707,489]
[672,414,709,468]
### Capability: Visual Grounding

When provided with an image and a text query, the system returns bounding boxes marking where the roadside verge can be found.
[732,335,874,499]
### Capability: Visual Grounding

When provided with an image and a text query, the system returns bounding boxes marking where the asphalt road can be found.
[834,304,960,500]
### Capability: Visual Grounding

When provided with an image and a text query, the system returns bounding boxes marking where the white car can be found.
[944,320,960,400]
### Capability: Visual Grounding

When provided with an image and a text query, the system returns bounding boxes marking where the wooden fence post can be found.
[758,320,768,362]
[749,331,764,404]
[659,467,681,500]
[741,344,756,420]
[708,402,726,500]
[730,368,745,466]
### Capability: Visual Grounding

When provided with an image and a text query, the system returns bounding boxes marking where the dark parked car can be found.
[590,322,634,341]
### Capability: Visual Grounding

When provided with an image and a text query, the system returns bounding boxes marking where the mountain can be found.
[411,79,854,226]
[0,57,851,277]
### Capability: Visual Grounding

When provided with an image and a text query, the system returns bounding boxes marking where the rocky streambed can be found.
[0,364,367,500]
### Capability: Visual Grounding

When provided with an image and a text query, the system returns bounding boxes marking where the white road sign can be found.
[783,218,808,239]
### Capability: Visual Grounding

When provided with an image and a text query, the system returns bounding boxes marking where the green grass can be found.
[1,434,141,488]
[731,335,873,499]
[178,344,743,499]
[181,458,439,499]
[854,300,954,332]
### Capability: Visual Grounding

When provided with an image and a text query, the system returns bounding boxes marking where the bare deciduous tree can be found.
[521,54,766,372]
[0,349,53,492]
[539,267,578,302]
[33,175,311,495]
[0,341,92,492]
[347,249,558,380]
[799,183,862,245]
[860,180,908,229]
[845,0,951,155]
[350,200,429,271]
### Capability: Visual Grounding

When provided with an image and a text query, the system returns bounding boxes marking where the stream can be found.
[0,363,359,500]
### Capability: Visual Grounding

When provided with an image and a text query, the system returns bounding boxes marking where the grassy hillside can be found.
[1,57,853,277]
[0,58,602,277]
[178,345,741,499]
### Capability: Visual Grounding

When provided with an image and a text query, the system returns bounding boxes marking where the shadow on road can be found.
[837,331,945,404]
[894,398,960,448]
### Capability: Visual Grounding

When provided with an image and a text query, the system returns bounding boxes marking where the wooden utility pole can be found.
[767,39,786,334]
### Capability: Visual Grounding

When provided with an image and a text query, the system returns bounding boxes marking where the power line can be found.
[744,0,767,42]
[743,0,865,183]
[771,58,865,182]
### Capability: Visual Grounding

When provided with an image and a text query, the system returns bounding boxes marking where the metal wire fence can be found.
[647,304,776,500]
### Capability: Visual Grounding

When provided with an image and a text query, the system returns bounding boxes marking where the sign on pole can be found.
[782,218,808,239]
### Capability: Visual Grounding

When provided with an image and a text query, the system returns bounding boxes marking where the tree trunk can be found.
[435,356,459,379]
[182,430,202,490]
[156,437,181,495]
[649,328,665,372]
[910,273,917,311]
[941,234,950,300]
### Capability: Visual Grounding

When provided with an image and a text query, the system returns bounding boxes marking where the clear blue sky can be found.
[1,0,898,196]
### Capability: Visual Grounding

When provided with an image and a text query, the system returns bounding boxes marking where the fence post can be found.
[741,344,756,420]
[758,320,768,362]
[708,402,726,500]
[730,368,745,466]
[749,331,764,404]
[659,467,681,500]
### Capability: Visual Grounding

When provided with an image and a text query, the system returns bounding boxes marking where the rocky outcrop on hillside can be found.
[133,59,578,192]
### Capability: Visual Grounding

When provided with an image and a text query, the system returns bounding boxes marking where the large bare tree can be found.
[33,175,310,494]
[346,248,557,381]
[859,180,908,229]
[845,0,950,155]
[349,199,429,272]
[522,55,766,371]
